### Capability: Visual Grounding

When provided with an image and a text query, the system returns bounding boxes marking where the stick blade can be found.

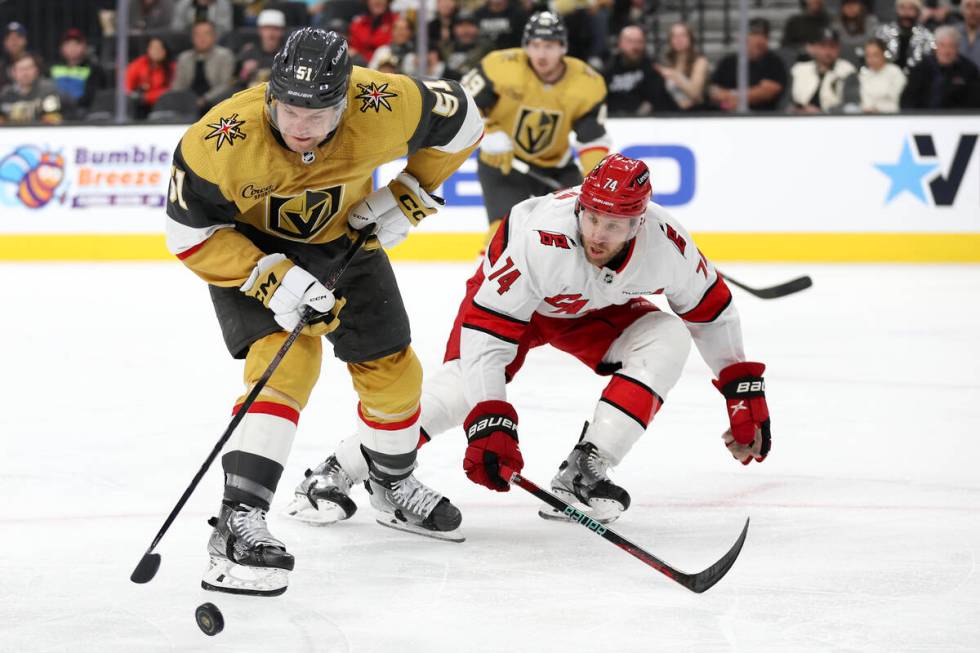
[680,517,750,594]
[131,553,161,584]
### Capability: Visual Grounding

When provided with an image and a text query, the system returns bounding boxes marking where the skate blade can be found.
[201,557,289,597]
[283,495,351,525]
[375,515,466,543]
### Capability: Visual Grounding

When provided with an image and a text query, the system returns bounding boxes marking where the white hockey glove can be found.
[478,130,514,174]
[241,253,345,336]
[347,171,443,249]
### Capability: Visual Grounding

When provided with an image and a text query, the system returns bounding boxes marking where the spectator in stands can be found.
[430,0,460,45]
[50,29,107,120]
[833,0,879,66]
[876,0,936,72]
[322,18,369,66]
[370,15,415,70]
[850,37,907,111]
[790,28,856,112]
[314,0,364,30]
[126,36,176,118]
[920,0,962,31]
[559,0,611,68]
[129,0,175,32]
[440,11,493,80]
[2,22,34,89]
[710,18,788,111]
[474,0,528,50]
[782,0,832,53]
[349,0,397,63]
[236,9,286,89]
[172,0,233,37]
[958,0,980,68]
[657,21,709,110]
[901,24,980,106]
[603,24,677,115]
[610,0,655,40]
[0,54,61,124]
[172,20,235,114]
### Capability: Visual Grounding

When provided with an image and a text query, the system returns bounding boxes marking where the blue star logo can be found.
[873,139,938,205]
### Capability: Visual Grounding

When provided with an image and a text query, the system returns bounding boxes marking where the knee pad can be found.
[244,332,323,410]
[350,347,423,461]
[605,311,691,400]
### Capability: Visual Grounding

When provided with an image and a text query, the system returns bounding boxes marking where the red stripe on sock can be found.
[601,375,661,426]
[232,401,300,425]
[358,403,421,431]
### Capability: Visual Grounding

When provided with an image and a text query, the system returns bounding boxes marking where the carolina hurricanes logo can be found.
[355,82,398,113]
[204,114,247,151]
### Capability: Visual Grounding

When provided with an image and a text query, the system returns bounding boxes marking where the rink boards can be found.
[0,115,978,262]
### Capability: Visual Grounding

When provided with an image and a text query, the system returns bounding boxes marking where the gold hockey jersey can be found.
[165,67,481,286]
[461,48,610,172]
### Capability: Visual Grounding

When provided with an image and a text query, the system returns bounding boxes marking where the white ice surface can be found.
[1,261,979,652]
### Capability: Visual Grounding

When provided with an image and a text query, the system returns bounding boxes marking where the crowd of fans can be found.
[1,0,978,124]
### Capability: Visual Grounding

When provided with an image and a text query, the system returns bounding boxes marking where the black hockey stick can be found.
[501,466,749,593]
[130,229,371,585]
[511,159,564,191]
[720,272,813,300]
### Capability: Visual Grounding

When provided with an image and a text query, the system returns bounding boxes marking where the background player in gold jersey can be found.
[164,27,482,596]
[461,11,612,240]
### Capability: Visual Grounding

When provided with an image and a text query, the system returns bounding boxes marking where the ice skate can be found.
[538,440,631,525]
[285,455,358,525]
[367,471,465,543]
[202,501,294,596]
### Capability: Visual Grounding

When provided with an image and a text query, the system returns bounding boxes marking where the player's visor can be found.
[578,207,641,244]
[266,97,347,141]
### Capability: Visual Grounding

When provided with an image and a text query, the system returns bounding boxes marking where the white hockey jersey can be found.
[458,187,747,407]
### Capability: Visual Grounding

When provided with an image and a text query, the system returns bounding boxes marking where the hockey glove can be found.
[713,362,771,465]
[347,171,443,249]
[241,253,344,336]
[463,400,524,492]
[478,130,514,175]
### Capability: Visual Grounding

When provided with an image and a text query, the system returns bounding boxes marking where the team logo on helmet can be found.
[267,186,343,240]
[355,82,398,113]
[513,107,562,155]
[204,114,247,151]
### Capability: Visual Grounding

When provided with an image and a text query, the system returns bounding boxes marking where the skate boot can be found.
[202,501,294,596]
[539,440,631,525]
[366,471,464,542]
[285,455,358,525]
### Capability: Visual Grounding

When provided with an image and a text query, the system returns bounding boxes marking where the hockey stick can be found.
[130,229,371,585]
[720,272,812,300]
[511,159,564,191]
[501,466,749,593]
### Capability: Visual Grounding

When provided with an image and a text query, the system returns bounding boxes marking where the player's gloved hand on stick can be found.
[463,400,524,492]
[713,362,771,465]
[241,253,345,336]
[347,171,443,249]
[478,130,514,175]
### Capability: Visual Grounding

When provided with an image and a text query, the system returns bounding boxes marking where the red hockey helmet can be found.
[577,154,652,219]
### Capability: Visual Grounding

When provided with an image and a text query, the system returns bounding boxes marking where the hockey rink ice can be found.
[2,260,979,652]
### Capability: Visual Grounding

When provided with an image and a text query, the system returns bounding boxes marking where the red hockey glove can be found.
[463,400,524,492]
[712,362,771,465]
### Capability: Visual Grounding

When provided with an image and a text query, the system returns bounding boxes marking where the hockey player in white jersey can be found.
[287,153,772,526]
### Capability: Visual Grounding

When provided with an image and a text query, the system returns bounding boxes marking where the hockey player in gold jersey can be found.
[164,28,482,596]
[461,11,611,240]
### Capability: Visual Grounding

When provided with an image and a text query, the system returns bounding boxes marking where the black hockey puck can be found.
[195,602,224,636]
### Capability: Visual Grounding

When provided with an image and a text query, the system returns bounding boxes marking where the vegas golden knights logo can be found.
[267,186,343,240]
[513,107,562,155]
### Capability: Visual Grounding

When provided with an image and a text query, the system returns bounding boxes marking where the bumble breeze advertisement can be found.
[0,125,180,234]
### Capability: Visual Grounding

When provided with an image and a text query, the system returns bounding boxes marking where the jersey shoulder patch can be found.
[181,85,267,183]
[481,48,527,90]
[345,67,422,150]
[563,57,607,110]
